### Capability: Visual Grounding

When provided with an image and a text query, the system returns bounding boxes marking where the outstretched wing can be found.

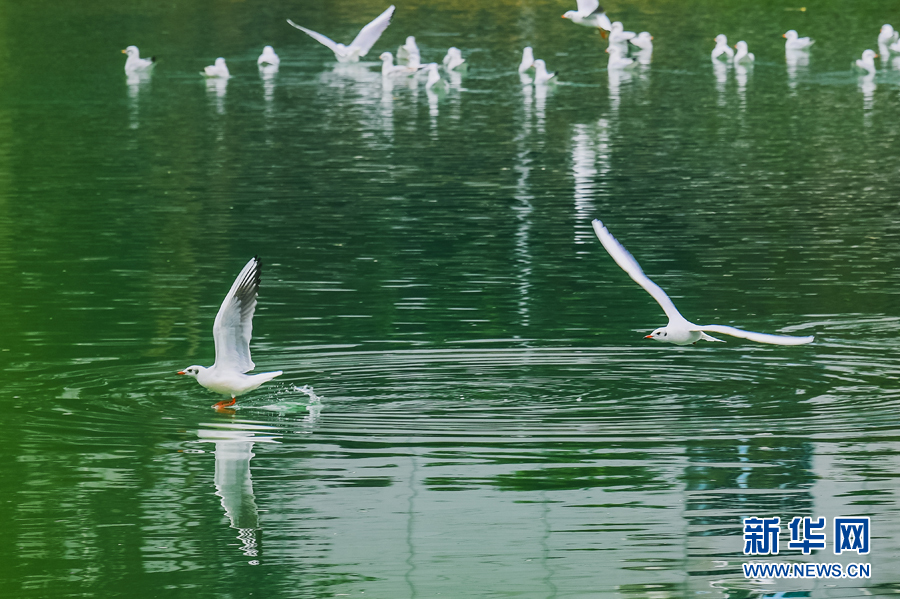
[212,257,260,373]
[349,5,395,56]
[287,20,341,54]
[695,325,814,346]
[576,0,600,17]
[592,219,686,323]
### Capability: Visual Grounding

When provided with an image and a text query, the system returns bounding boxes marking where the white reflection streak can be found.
[381,77,395,142]
[513,86,535,327]
[206,77,228,115]
[785,48,808,93]
[712,60,728,107]
[858,73,876,112]
[572,124,597,246]
[534,83,548,135]
[426,87,439,134]
[197,423,280,563]
[608,68,631,115]
[734,62,750,111]
[260,65,277,117]
[126,71,150,130]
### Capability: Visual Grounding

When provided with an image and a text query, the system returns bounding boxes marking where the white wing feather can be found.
[286,20,341,54]
[212,257,259,373]
[576,0,600,17]
[349,5,395,56]
[592,220,686,323]
[695,325,814,346]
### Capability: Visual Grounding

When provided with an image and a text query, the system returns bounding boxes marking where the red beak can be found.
[644,335,653,339]
[177,371,186,375]
[782,33,787,38]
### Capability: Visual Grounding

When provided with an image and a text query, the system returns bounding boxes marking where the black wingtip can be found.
[150,56,157,62]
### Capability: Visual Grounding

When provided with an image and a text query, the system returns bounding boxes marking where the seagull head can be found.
[714,34,727,45]
[561,10,576,19]
[862,49,878,61]
[262,45,275,55]
[379,51,393,63]
[123,46,139,57]
[610,22,624,33]
[784,30,798,40]
[644,328,669,342]
[735,41,748,52]
[177,365,205,378]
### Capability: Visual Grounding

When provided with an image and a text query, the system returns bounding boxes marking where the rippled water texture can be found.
[1,0,899,597]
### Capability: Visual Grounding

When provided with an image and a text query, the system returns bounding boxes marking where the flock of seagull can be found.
[158,1,889,407]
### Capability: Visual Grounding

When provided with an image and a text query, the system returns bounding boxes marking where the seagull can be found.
[629,31,653,51]
[854,49,878,74]
[178,257,283,408]
[519,47,535,74]
[591,220,814,346]
[733,41,755,63]
[562,0,612,33]
[878,24,899,47]
[379,51,417,77]
[122,46,155,73]
[606,45,637,70]
[533,59,556,84]
[783,30,814,51]
[398,35,422,68]
[425,62,443,89]
[442,47,465,70]
[890,38,900,53]
[608,22,636,46]
[203,57,231,78]
[287,5,395,63]
[257,45,280,68]
[712,34,734,60]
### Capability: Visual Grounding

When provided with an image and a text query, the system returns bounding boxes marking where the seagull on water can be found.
[379,51,417,77]
[712,34,734,60]
[257,45,280,68]
[442,47,465,71]
[398,36,422,69]
[783,30,814,51]
[287,5,395,63]
[733,41,755,63]
[425,62,444,89]
[854,49,878,74]
[519,47,535,74]
[562,0,612,33]
[606,45,637,70]
[591,220,814,346]
[122,46,155,73]
[178,257,283,409]
[608,22,636,46]
[203,57,231,78]
[878,24,899,47]
[533,59,556,84]
[629,32,653,51]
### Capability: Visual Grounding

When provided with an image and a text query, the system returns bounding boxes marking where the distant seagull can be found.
[562,0,612,33]
[783,30,814,51]
[203,57,231,78]
[257,45,280,68]
[854,49,878,74]
[608,22,636,46]
[178,257,284,408]
[442,47,465,70]
[398,35,422,68]
[878,24,899,46]
[591,220,814,346]
[629,31,653,51]
[519,47,535,74]
[122,46,155,73]
[379,51,416,77]
[733,41,755,63]
[712,34,734,60]
[606,45,636,70]
[890,38,900,53]
[533,59,556,84]
[287,5,395,63]
[425,63,443,89]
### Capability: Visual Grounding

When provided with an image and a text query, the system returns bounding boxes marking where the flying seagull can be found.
[287,5,395,63]
[591,220,814,346]
[178,257,283,408]
[562,0,612,33]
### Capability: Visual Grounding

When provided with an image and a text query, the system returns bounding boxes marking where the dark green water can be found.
[2,0,899,597]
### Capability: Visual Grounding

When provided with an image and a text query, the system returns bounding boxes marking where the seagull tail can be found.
[700,332,725,343]
[150,56,157,63]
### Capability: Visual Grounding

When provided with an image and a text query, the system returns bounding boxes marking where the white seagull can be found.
[592,220,814,346]
[287,5,395,63]
[533,59,556,84]
[203,57,231,78]
[733,41,755,63]
[379,51,417,77]
[519,47,535,74]
[122,46,155,73]
[854,49,878,74]
[712,34,734,60]
[878,24,899,46]
[178,257,283,408]
[606,45,637,70]
[562,0,612,33]
[257,45,280,68]
[398,35,422,68]
[608,22,636,46]
[783,30,814,51]
[629,31,653,51]
[442,47,465,70]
